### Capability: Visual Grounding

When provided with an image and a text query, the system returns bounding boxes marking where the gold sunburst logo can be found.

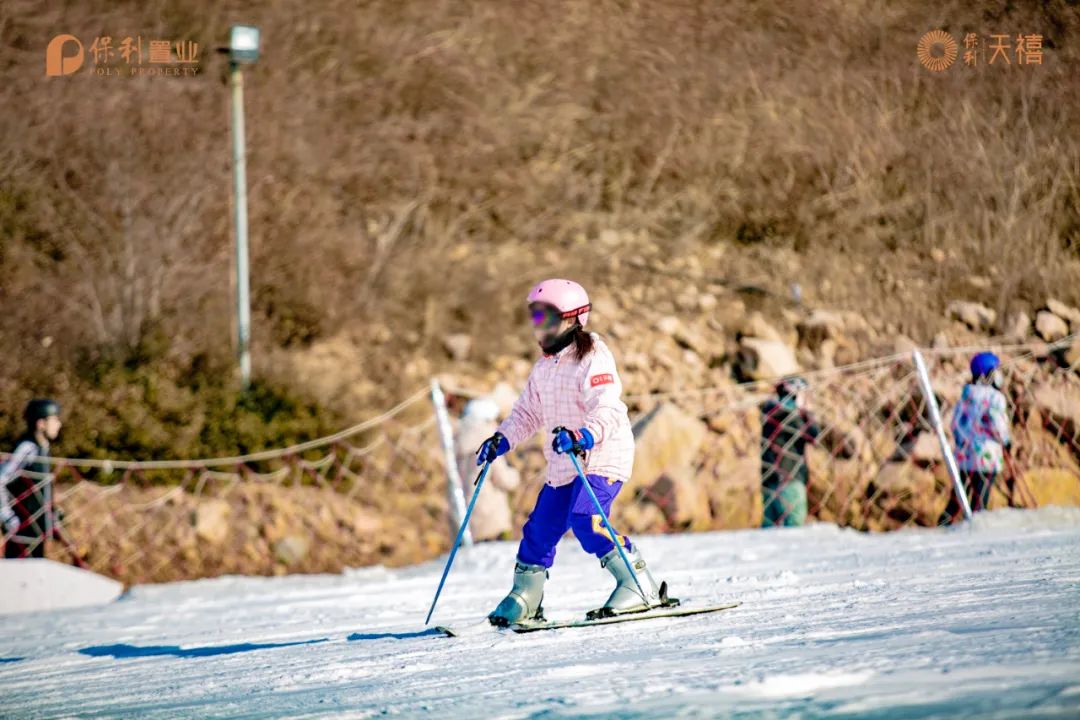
[917,30,958,72]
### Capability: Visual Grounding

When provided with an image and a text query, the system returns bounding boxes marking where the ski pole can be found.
[567,452,647,601]
[425,461,491,625]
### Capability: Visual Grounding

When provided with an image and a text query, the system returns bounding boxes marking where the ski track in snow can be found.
[1,508,1079,719]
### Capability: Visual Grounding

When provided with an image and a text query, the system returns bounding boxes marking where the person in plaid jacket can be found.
[477,279,665,626]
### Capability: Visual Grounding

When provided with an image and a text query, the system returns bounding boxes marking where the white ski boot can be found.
[488,560,547,627]
[588,546,672,620]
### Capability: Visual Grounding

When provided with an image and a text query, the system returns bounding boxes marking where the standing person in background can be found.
[1,399,63,559]
[760,376,820,527]
[455,397,521,541]
[942,352,1011,523]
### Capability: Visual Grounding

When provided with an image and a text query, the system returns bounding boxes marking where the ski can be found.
[436,602,740,637]
[434,620,500,638]
[510,601,741,633]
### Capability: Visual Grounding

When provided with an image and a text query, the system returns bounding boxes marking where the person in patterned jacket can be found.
[942,351,1011,524]
[477,279,665,626]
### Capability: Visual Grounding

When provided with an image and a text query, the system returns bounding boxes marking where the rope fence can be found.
[2,338,1078,584]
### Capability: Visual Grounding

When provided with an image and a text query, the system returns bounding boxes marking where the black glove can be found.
[476,432,510,465]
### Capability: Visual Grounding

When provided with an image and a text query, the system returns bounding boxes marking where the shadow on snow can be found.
[78,627,443,660]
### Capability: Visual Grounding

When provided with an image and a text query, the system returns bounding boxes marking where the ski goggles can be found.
[529,303,564,329]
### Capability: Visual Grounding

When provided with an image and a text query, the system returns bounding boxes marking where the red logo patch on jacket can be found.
[590,373,614,388]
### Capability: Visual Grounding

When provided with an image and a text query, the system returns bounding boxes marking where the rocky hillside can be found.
[2,0,1078,454]
[53,298,1080,585]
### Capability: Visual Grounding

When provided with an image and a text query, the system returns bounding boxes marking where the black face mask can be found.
[540,326,577,355]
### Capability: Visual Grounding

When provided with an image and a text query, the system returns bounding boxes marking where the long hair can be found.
[570,324,594,361]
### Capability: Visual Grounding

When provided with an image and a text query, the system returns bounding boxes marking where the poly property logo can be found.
[917,30,1044,72]
[46,33,200,77]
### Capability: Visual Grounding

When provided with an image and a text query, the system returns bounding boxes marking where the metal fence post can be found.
[430,378,472,547]
[912,350,973,522]
[230,62,252,390]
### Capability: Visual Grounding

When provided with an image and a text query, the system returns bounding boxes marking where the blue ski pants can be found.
[517,474,632,568]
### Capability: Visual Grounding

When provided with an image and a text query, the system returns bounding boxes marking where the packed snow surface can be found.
[1,508,1079,719]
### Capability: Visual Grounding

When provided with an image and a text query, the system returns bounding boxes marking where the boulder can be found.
[1035,311,1069,342]
[947,301,996,332]
[260,515,289,544]
[192,500,230,546]
[817,339,838,369]
[797,310,845,352]
[805,455,870,527]
[1065,336,1080,369]
[910,432,943,464]
[273,535,311,566]
[1021,468,1080,507]
[704,409,740,436]
[629,403,708,493]
[1032,383,1080,442]
[673,324,709,354]
[736,337,800,380]
[618,498,668,534]
[675,292,698,312]
[703,456,761,529]
[441,333,472,361]
[1046,299,1080,328]
[818,419,868,462]
[891,334,918,355]
[656,316,681,336]
[740,312,783,342]
[647,466,711,530]
[1003,312,1031,341]
[351,509,383,536]
[868,462,940,527]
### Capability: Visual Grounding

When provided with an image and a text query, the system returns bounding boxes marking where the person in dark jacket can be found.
[760,377,820,527]
[1,399,63,559]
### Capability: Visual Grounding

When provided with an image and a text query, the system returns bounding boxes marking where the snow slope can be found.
[1,508,1078,719]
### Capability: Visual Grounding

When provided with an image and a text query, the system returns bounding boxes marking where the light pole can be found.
[228,25,260,390]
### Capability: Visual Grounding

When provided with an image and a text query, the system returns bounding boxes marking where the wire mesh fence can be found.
[501,339,1080,537]
[2,339,1078,584]
[1,389,445,584]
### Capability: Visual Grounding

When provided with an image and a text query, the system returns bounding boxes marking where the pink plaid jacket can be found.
[497,334,635,487]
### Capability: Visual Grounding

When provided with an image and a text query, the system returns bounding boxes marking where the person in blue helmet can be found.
[941,352,1011,524]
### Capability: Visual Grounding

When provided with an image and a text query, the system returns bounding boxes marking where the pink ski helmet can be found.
[527,279,591,327]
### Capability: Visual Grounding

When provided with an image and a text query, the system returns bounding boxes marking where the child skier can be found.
[942,351,1011,523]
[475,279,666,626]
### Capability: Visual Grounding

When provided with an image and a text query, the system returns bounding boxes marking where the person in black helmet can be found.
[1,399,63,559]
[760,377,820,527]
